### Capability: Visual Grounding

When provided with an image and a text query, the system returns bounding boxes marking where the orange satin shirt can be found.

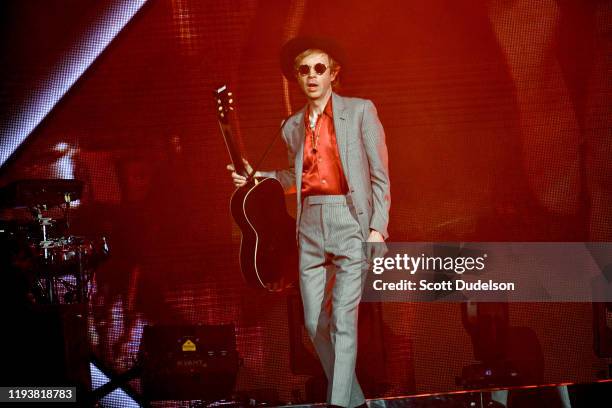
[301,98,348,197]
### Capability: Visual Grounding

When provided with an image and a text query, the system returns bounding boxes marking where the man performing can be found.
[228,37,391,408]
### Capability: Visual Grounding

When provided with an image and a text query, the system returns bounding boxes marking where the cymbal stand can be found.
[30,205,57,303]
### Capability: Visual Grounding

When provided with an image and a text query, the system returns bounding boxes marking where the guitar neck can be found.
[215,85,252,179]
[219,121,249,178]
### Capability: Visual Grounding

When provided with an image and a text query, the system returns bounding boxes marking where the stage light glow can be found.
[0,0,147,168]
[53,142,69,153]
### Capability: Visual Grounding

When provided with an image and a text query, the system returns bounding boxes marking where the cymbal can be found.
[0,179,83,209]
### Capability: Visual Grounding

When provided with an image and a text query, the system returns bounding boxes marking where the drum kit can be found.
[0,179,109,305]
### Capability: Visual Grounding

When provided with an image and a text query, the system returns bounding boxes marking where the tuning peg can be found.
[228,92,233,96]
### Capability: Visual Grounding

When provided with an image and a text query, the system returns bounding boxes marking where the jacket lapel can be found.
[332,92,350,179]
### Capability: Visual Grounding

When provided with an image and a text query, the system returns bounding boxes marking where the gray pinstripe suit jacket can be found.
[274,92,391,240]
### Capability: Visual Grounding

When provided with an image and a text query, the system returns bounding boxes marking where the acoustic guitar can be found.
[214,85,298,292]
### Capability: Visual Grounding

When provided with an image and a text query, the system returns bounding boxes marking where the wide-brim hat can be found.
[280,36,346,81]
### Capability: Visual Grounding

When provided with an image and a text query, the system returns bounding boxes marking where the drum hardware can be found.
[38,216,55,261]
[0,179,109,305]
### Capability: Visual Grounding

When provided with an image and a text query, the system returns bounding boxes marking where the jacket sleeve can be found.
[361,99,391,239]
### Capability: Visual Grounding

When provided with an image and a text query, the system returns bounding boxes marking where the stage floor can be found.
[272,379,612,408]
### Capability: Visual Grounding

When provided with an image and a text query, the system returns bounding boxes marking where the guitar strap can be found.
[249,116,291,182]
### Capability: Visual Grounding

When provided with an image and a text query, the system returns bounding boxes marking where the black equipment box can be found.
[140,323,239,401]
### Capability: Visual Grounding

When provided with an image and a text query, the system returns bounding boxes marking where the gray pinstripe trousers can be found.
[299,194,366,408]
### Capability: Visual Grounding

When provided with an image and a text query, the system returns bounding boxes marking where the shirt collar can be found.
[305,97,334,126]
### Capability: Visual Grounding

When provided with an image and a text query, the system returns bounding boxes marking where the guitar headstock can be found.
[214,84,234,123]
[214,84,248,177]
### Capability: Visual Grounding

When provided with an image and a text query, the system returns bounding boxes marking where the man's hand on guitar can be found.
[226,158,256,188]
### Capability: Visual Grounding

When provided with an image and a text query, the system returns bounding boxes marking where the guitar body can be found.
[230,177,298,291]
[215,84,297,292]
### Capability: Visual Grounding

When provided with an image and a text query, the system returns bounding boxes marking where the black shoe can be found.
[354,404,368,408]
